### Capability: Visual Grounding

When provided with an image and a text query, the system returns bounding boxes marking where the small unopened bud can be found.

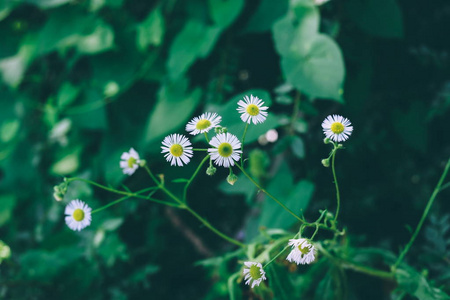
[323,138,331,144]
[214,126,228,134]
[337,144,344,149]
[206,166,217,176]
[139,159,147,167]
[227,174,238,185]
[53,192,63,201]
[321,159,330,167]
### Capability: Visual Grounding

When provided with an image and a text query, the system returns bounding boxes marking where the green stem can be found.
[240,123,249,165]
[144,165,246,248]
[331,146,341,222]
[393,157,450,269]
[263,243,291,268]
[193,148,208,151]
[92,188,160,214]
[66,178,179,207]
[317,244,394,280]
[92,195,130,214]
[236,164,305,223]
[204,132,210,143]
[183,155,210,202]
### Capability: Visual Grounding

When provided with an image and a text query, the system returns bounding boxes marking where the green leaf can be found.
[272,4,319,57]
[345,0,403,38]
[20,0,72,9]
[259,162,314,229]
[228,272,242,300]
[0,194,16,227]
[144,79,202,144]
[50,147,81,175]
[267,263,295,300]
[244,0,288,33]
[395,268,450,300]
[280,34,345,101]
[1,119,20,143]
[273,3,345,100]
[172,178,189,183]
[208,0,244,29]
[35,6,97,55]
[290,136,305,159]
[167,20,221,80]
[57,82,80,109]
[76,23,115,54]
[136,7,165,51]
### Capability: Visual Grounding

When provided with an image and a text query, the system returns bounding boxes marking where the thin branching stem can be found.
[393,157,450,269]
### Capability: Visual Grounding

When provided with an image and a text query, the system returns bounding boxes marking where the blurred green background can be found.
[1,0,449,299]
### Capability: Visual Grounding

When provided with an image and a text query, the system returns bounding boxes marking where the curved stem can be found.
[204,132,210,143]
[183,155,210,202]
[144,165,246,248]
[236,164,305,223]
[317,244,394,280]
[66,178,179,207]
[331,147,341,222]
[393,157,450,269]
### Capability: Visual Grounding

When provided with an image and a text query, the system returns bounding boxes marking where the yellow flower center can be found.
[298,244,310,255]
[196,119,211,130]
[246,104,260,116]
[249,265,262,280]
[218,142,233,157]
[127,157,137,168]
[73,209,85,221]
[330,122,344,134]
[170,144,183,157]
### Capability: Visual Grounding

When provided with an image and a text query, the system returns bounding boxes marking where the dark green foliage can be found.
[1,0,450,299]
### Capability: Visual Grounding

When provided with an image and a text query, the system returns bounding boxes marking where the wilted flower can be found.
[286,238,316,265]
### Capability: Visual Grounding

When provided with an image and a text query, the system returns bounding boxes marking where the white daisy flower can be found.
[237,95,268,124]
[120,148,141,175]
[321,115,353,142]
[243,261,267,288]
[286,238,316,265]
[185,112,222,135]
[208,133,242,168]
[161,134,193,166]
[65,199,92,231]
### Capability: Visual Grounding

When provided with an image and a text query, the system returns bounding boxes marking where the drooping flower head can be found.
[286,238,316,265]
[120,148,141,175]
[186,112,222,135]
[243,262,267,288]
[161,134,193,167]
[321,115,353,142]
[208,133,242,168]
[65,199,92,231]
[237,95,268,124]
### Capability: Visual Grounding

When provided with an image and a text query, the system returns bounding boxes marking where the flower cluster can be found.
[157,94,268,169]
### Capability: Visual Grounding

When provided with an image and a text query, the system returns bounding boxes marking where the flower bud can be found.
[226,174,238,185]
[206,166,217,176]
[139,159,147,167]
[323,138,331,144]
[321,159,330,168]
[214,126,228,134]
